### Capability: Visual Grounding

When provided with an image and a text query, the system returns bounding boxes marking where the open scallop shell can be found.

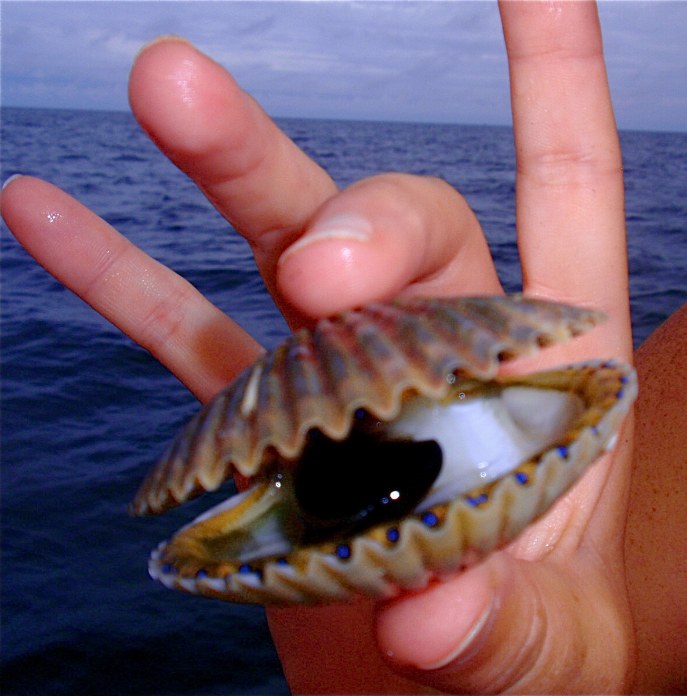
[130,295,636,605]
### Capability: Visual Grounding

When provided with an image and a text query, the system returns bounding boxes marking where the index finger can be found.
[501,1,630,355]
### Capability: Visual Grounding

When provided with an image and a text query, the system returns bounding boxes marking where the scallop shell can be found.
[130,295,636,605]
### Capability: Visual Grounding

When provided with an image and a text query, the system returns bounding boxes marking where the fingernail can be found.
[279,214,373,265]
[2,174,23,190]
[418,596,495,671]
[135,35,193,60]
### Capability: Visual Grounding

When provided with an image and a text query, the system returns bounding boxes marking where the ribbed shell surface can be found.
[131,295,604,516]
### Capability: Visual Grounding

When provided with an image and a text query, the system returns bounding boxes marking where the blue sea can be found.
[1,107,686,695]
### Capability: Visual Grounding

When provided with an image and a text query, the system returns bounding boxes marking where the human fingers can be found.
[128,38,338,327]
[0,176,262,403]
[277,173,502,317]
[377,550,632,693]
[501,1,631,359]
[130,39,501,326]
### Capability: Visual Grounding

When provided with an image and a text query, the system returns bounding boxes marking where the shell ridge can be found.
[310,309,424,435]
[283,330,337,447]
[348,309,426,412]
[381,303,472,387]
[421,303,498,378]
[311,539,397,600]
[384,516,448,587]
[315,302,478,429]
[203,357,265,479]
[184,403,229,495]
[214,364,261,474]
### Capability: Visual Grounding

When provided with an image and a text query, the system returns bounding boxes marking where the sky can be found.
[1,1,686,131]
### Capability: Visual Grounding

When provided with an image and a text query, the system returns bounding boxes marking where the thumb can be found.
[376,550,631,693]
[276,173,500,319]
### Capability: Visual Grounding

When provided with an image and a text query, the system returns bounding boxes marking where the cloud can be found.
[201,1,510,124]
[599,2,687,131]
[1,1,685,131]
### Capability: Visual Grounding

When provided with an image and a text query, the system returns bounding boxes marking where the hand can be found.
[0,2,648,692]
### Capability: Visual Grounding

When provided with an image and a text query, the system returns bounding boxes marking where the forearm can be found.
[626,303,687,692]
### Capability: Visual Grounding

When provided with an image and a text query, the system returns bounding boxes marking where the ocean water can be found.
[1,107,685,695]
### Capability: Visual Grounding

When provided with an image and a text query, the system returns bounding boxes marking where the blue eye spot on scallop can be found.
[557,445,569,459]
[514,471,529,485]
[335,544,352,560]
[276,557,289,566]
[386,527,400,543]
[421,511,439,528]
[238,564,253,574]
[466,493,488,507]
[162,563,177,575]
[196,569,208,578]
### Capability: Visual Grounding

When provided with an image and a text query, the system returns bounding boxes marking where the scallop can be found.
[130,295,636,605]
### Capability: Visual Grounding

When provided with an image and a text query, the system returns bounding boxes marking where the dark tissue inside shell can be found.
[292,426,443,545]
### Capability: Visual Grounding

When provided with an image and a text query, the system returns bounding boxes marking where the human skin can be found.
[626,304,687,693]
[2,1,686,692]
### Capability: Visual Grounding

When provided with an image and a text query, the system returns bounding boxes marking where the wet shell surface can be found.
[130,295,636,605]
